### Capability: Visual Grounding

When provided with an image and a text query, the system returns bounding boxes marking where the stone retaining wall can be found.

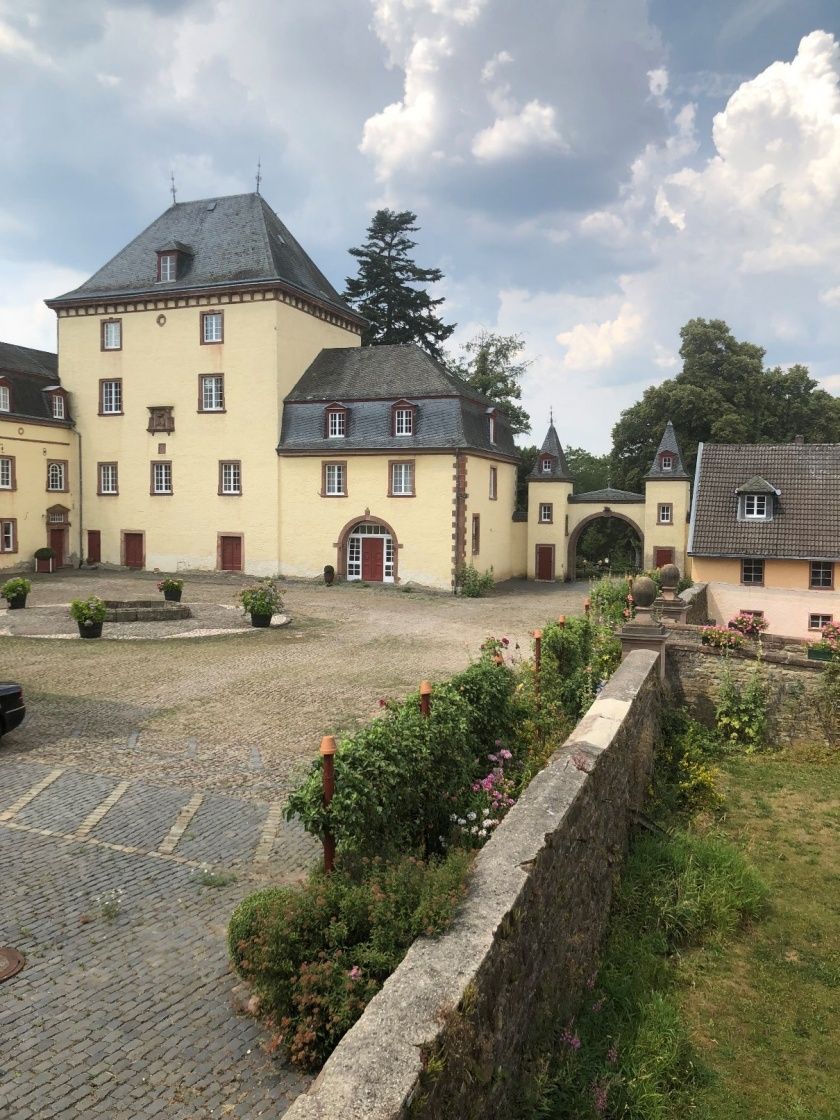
[679,582,708,624]
[284,650,662,1120]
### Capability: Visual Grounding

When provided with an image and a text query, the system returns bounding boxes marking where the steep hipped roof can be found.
[47,193,362,324]
[644,420,690,480]
[0,341,68,425]
[280,345,518,459]
[528,422,572,480]
[689,442,840,560]
[569,487,644,504]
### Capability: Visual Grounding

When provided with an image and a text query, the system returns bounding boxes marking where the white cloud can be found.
[472,100,567,161]
[556,301,644,371]
[0,16,53,67]
[647,67,668,97]
[0,261,86,352]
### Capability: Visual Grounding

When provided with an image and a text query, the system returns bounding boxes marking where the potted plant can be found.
[808,621,840,662]
[69,596,107,639]
[323,564,335,586]
[239,580,283,628]
[727,610,769,639]
[1,576,32,610]
[157,576,184,603]
[34,546,55,574]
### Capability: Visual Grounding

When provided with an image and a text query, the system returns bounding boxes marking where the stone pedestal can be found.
[620,574,668,681]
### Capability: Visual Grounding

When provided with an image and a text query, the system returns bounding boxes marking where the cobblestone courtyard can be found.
[0,571,587,1118]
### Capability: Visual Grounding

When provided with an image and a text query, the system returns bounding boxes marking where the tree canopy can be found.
[343,209,454,359]
[449,330,531,435]
[611,318,840,491]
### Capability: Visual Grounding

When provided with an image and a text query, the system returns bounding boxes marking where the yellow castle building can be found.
[2,192,692,589]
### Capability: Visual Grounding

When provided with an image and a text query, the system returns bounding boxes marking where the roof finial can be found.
[549,405,554,427]
[169,170,177,206]
[255,157,262,195]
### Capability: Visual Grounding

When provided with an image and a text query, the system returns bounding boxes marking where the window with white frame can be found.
[51,394,65,419]
[394,407,413,435]
[152,461,172,494]
[539,502,552,523]
[489,466,497,500]
[744,494,767,518]
[324,463,345,496]
[809,613,833,630]
[220,461,241,495]
[202,311,223,343]
[47,461,66,491]
[199,375,224,411]
[0,385,9,411]
[1,519,15,552]
[0,457,13,489]
[541,457,552,473]
[98,462,118,495]
[391,461,414,496]
[661,454,673,471]
[658,503,673,524]
[328,410,346,437]
[488,414,496,443]
[158,253,176,282]
[102,319,122,350]
[347,536,361,579]
[101,379,122,414]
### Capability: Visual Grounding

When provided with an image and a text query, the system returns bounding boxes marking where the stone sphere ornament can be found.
[632,576,657,609]
[660,563,681,591]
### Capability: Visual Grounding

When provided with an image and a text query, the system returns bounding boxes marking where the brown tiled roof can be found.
[689,442,840,560]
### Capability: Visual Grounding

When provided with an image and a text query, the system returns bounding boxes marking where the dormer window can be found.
[158,253,177,282]
[392,401,416,437]
[0,381,10,412]
[46,388,68,419]
[736,477,778,522]
[487,408,496,444]
[744,494,766,518]
[325,405,348,438]
[660,453,673,471]
[540,456,552,474]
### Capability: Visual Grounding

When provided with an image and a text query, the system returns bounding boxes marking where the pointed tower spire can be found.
[644,420,689,479]
[529,418,572,480]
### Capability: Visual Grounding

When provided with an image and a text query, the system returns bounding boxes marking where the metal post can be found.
[419,680,432,719]
[319,734,336,874]
[584,597,591,616]
[557,614,566,627]
[533,629,542,709]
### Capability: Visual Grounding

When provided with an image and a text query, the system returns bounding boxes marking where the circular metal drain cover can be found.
[0,947,25,982]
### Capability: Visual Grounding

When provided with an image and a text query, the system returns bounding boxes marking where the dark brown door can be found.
[361,538,384,582]
[536,545,554,581]
[654,547,675,568]
[49,528,65,567]
[220,535,242,572]
[123,532,144,569]
[87,530,101,563]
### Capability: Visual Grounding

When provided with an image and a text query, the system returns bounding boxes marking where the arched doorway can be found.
[567,511,643,580]
[338,517,398,583]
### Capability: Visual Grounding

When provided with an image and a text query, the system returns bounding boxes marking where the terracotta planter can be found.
[250,613,272,628]
[163,588,182,602]
[77,621,103,639]
[6,595,27,610]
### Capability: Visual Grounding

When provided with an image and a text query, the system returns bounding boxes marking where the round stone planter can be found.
[250,613,272,628]
[77,621,104,639]
[163,588,182,602]
[6,595,27,610]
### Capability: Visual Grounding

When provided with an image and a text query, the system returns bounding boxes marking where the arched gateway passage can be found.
[566,508,644,580]
[336,515,399,583]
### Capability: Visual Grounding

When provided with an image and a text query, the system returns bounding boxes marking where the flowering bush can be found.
[157,576,184,592]
[813,621,840,659]
[239,579,283,617]
[449,742,518,848]
[728,611,769,638]
[701,625,744,650]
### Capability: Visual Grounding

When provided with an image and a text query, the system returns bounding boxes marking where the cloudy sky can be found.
[2,0,840,451]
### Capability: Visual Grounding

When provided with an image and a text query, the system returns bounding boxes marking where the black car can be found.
[0,682,25,738]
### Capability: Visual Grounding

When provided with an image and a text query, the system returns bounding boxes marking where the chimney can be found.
[794,435,804,445]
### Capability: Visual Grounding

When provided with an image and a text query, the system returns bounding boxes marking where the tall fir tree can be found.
[344,209,455,359]
[449,330,531,435]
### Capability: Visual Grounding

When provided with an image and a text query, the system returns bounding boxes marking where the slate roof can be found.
[528,422,572,480]
[279,345,518,459]
[689,442,840,560]
[569,487,644,504]
[0,341,68,425]
[644,420,690,480]
[47,193,362,324]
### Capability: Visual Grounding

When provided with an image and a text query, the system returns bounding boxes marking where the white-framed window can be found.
[98,463,118,495]
[391,461,414,496]
[809,613,833,631]
[152,461,172,494]
[661,454,673,471]
[47,462,66,491]
[325,463,345,496]
[328,410,346,437]
[47,510,65,524]
[384,536,394,580]
[744,494,767,518]
[658,503,673,524]
[346,522,395,583]
[541,457,551,473]
[101,379,122,414]
[488,414,496,443]
[489,466,497,500]
[202,312,223,343]
[0,457,12,489]
[1,519,16,552]
[200,375,224,411]
[539,502,552,523]
[51,394,65,419]
[347,535,361,579]
[810,561,834,589]
[0,385,9,411]
[394,408,413,435]
[220,461,241,495]
[102,320,122,350]
[159,253,176,282]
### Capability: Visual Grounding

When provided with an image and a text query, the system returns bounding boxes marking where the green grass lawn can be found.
[680,750,840,1120]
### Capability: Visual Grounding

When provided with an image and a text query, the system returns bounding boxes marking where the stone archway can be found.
[566,510,644,580]
[336,514,400,583]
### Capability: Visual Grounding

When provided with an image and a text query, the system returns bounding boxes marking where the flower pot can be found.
[6,594,27,610]
[807,646,834,662]
[250,613,272,628]
[163,588,182,602]
[324,572,335,586]
[78,621,103,639]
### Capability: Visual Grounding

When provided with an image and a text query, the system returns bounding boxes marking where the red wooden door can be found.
[220,535,242,572]
[361,538,384,582]
[87,530,101,563]
[536,545,554,581]
[49,528,65,567]
[123,533,144,569]
[654,547,675,568]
